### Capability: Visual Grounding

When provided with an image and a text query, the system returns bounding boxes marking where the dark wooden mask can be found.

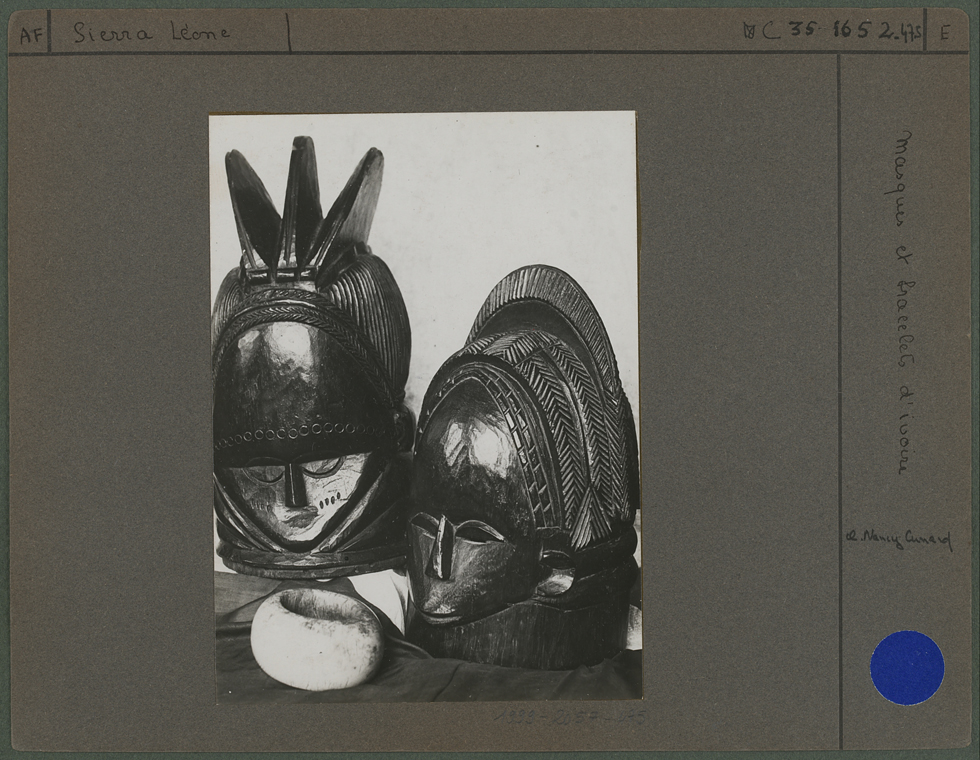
[212,138,413,579]
[408,266,640,669]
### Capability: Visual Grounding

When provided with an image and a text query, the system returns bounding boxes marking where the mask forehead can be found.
[412,378,534,539]
[214,320,400,466]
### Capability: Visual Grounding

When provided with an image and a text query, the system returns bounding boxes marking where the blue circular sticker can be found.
[870,630,944,706]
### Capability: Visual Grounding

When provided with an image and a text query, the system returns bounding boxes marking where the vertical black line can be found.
[46,10,51,54]
[922,8,928,52]
[285,13,292,53]
[836,53,844,752]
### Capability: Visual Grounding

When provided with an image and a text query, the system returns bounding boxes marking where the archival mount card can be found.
[6,6,972,752]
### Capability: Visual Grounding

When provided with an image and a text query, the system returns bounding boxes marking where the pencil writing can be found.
[845,528,952,553]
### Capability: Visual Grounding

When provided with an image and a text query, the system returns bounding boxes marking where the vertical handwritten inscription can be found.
[887,131,915,474]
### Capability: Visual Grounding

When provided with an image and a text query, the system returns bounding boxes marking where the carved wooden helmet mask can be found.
[408,266,640,669]
[212,138,413,579]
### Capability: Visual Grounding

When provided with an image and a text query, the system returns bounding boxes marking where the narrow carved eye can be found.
[243,465,284,484]
[455,520,505,544]
[299,457,344,478]
[410,513,440,536]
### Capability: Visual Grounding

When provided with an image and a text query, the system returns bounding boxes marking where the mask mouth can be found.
[280,505,329,530]
[414,595,525,627]
[415,607,470,626]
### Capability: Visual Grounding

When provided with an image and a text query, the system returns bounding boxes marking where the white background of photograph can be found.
[210,112,639,571]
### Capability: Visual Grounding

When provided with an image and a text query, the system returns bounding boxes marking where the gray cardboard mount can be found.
[5,6,974,753]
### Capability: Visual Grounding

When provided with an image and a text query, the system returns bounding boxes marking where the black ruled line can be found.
[836,52,844,752]
[923,8,928,52]
[6,48,970,58]
[46,10,51,53]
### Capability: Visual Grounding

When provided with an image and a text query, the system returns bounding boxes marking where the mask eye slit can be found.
[242,465,285,484]
[455,520,505,543]
[299,457,344,478]
[410,512,440,536]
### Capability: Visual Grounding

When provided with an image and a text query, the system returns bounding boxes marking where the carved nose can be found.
[283,464,308,508]
[427,514,456,580]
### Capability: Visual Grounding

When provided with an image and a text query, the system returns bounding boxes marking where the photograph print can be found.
[210,112,642,702]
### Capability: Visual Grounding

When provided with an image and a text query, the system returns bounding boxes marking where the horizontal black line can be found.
[7,48,970,58]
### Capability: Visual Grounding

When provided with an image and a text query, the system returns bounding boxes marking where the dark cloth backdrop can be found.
[215,572,642,703]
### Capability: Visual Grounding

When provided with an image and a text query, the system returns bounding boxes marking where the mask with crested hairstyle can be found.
[212,138,413,578]
[408,266,639,669]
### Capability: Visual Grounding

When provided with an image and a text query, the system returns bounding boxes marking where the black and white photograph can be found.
[210,113,643,701]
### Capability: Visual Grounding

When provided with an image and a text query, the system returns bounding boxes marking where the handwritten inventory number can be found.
[745,20,922,44]
[493,708,647,727]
